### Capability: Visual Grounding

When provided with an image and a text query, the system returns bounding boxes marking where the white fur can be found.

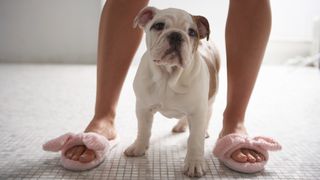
[125,7,219,177]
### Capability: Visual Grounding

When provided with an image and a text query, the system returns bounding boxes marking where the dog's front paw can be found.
[184,158,207,177]
[124,142,148,157]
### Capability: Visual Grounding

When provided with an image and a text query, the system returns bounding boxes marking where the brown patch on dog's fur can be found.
[191,15,210,53]
[191,15,218,99]
[200,42,220,99]
[191,16,201,53]
[192,15,210,40]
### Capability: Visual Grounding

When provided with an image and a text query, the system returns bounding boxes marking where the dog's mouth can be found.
[153,59,161,64]
[153,48,183,67]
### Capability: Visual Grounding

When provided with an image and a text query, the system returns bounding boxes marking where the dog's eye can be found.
[188,28,197,37]
[151,22,165,31]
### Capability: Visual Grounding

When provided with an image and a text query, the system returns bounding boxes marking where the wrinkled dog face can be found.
[134,7,210,68]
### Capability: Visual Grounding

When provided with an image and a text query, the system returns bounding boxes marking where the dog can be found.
[124,6,220,177]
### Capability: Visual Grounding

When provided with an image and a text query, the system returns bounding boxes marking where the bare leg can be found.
[65,0,149,163]
[219,0,272,163]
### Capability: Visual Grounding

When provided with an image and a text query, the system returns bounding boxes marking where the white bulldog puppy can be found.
[124,6,220,177]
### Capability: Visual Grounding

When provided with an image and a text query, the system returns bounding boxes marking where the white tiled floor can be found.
[0,63,319,179]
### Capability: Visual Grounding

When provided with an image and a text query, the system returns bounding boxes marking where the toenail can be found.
[66,153,73,158]
[80,154,87,158]
[238,154,246,159]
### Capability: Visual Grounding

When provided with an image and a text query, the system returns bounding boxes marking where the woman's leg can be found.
[220,0,272,163]
[65,0,149,163]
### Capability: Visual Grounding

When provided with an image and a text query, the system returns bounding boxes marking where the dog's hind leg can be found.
[172,115,210,138]
[172,117,188,133]
[205,107,212,138]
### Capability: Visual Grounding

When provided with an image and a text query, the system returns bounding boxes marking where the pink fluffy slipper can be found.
[213,134,282,173]
[43,132,119,171]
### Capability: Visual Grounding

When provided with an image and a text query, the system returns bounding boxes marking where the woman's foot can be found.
[64,117,117,163]
[219,121,265,163]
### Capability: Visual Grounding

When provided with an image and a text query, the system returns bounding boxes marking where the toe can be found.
[231,149,247,163]
[65,146,77,159]
[250,150,262,162]
[186,163,196,177]
[79,149,96,163]
[257,152,265,161]
[70,145,86,161]
[242,149,256,163]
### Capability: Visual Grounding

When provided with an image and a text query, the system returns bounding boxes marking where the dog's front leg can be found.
[184,109,207,177]
[124,103,154,157]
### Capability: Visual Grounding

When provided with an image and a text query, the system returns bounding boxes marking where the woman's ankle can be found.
[220,112,247,137]
[92,110,116,125]
[84,115,117,140]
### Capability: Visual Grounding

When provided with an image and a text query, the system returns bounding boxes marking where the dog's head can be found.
[134,7,210,68]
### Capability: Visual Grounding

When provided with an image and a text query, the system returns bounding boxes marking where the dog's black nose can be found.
[167,32,183,48]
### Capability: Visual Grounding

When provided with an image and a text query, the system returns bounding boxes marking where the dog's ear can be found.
[192,15,210,41]
[134,6,158,29]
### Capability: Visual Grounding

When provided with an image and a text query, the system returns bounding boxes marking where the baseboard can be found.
[264,39,312,64]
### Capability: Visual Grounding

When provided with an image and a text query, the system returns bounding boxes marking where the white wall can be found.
[0,0,101,63]
[144,0,320,65]
[266,0,320,64]
[0,0,319,64]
